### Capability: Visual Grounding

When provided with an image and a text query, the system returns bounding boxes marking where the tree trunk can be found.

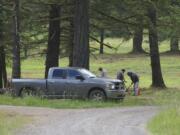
[45,5,61,78]
[72,0,89,69]
[0,7,6,88]
[0,41,6,88]
[170,36,179,52]
[0,46,7,87]
[69,0,75,67]
[147,5,166,88]
[99,29,104,54]
[69,29,74,67]
[23,45,28,59]
[132,17,144,53]
[69,19,74,67]
[0,50,2,88]
[12,0,21,78]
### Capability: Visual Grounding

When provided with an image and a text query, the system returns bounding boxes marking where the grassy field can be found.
[7,52,180,88]
[2,38,180,135]
[0,111,31,135]
[148,107,180,135]
[91,37,171,54]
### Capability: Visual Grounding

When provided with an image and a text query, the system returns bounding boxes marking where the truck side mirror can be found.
[75,75,85,81]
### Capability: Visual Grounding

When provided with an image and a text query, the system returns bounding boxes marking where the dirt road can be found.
[0,105,158,135]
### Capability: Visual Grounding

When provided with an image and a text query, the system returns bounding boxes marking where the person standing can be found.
[117,69,126,83]
[127,72,139,96]
[98,67,107,78]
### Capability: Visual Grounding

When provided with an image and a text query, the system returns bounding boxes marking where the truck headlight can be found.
[106,83,115,90]
[110,84,115,89]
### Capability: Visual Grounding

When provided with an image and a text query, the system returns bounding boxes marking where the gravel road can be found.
[0,105,158,135]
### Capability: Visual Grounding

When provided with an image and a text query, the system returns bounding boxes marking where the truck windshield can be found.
[78,69,96,78]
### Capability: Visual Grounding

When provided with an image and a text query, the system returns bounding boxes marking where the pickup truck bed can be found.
[12,79,47,96]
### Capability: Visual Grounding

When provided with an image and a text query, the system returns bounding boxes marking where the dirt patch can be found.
[0,105,159,135]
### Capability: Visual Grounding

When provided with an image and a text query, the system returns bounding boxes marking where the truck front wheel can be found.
[89,89,106,101]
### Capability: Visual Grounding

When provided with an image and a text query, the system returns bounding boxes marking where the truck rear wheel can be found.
[89,89,106,101]
[20,87,37,98]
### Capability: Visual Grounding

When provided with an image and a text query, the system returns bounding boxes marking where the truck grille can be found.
[114,82,124,90]
[114,82,120,89]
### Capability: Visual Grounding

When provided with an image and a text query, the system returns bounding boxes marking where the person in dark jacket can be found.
[117,69,126,83]
[127,72,139,96]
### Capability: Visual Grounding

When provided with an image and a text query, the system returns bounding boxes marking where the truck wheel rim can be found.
[91,91,104,101]
[21,89,34,97]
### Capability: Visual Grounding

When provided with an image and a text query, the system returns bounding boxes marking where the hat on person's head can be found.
[127,72,132,76]
[99,67,103,71]
[121,69,126,72]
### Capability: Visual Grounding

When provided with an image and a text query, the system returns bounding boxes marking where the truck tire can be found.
[20,87,37,98]
[89,89,106,101]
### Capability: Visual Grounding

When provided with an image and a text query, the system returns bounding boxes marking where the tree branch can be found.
[90,36,115,50]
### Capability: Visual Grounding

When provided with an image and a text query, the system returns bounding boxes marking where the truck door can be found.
[47,69,68,98]
[67,69,87,98]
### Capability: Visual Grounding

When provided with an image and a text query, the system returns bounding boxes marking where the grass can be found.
[0,95,124,109]
[146,88,180,135]
[0,111,31,135]
[91,37,171,54]
[0,88,179,109]
[11,54,180,88]
[148,106,180,135]
[3,38,180,134]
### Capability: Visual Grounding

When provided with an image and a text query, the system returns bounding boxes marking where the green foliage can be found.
[157,0,180,41]
[1,0,179,59]
[148,107,180,135]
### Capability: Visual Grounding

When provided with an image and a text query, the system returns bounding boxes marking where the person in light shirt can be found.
[117,69,126,84]
[98,67,107,78]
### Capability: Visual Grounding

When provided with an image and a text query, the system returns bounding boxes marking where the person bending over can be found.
[127,72,139,96]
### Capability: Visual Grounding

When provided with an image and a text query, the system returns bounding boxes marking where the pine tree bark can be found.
[45,5,61,78]
[69,18,74,67]
[147,5,166,88]
[0,13,3,88]
[132,17,144,53]
[0,7,6,88]
[0,38,6,88]
[23,45,28,59]
[69,0,75,67]
[12,0,21,78]
[170,36,179,52]
[99,29,104,54]
[72,0,89,69]
[0,46,7,87]
[0,49,2,88]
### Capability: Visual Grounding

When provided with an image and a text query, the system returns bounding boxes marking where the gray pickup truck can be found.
[12,67,125,100]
